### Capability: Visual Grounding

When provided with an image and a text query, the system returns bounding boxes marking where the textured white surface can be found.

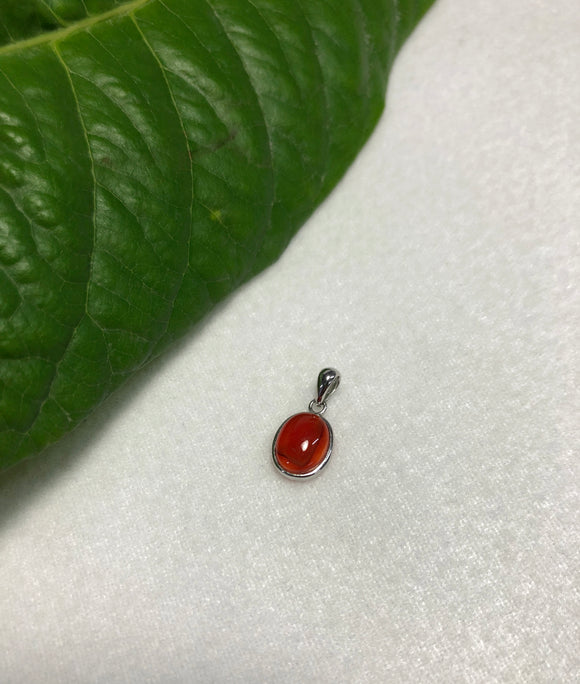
[1,0,578,681]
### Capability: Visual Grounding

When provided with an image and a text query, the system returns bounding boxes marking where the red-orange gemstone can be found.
[274,412,331,476]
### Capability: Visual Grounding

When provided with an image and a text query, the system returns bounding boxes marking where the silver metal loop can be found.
[316,368,341,406]
[309,399,327,415]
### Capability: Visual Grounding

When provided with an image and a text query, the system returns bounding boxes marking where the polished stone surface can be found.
[274,412,331,476]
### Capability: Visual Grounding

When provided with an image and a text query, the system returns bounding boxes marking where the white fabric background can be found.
[1,0,578,681]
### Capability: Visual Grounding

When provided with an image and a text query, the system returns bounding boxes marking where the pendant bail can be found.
[316,368,341,406]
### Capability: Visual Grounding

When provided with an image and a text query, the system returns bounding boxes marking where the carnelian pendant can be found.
[272,368,340,479]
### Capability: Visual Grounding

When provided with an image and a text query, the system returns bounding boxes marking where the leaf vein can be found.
[8,43,104,451]
[201,0,276,274]
[129,12,195,355]
[294,0,331,190]
[0,0,154,57]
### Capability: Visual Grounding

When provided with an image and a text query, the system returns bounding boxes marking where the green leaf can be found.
[0,0,434,470]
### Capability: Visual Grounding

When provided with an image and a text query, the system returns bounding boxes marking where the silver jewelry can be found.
[272,368,341,479]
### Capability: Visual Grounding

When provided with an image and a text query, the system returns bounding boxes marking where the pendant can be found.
[272,368,341,479]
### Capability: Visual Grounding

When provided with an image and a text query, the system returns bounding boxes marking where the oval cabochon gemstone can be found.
[273,412,331,477]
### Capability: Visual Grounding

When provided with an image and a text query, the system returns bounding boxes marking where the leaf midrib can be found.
[0,0,152,56]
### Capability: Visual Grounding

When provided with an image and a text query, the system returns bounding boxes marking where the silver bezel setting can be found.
[272,412,333,479]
